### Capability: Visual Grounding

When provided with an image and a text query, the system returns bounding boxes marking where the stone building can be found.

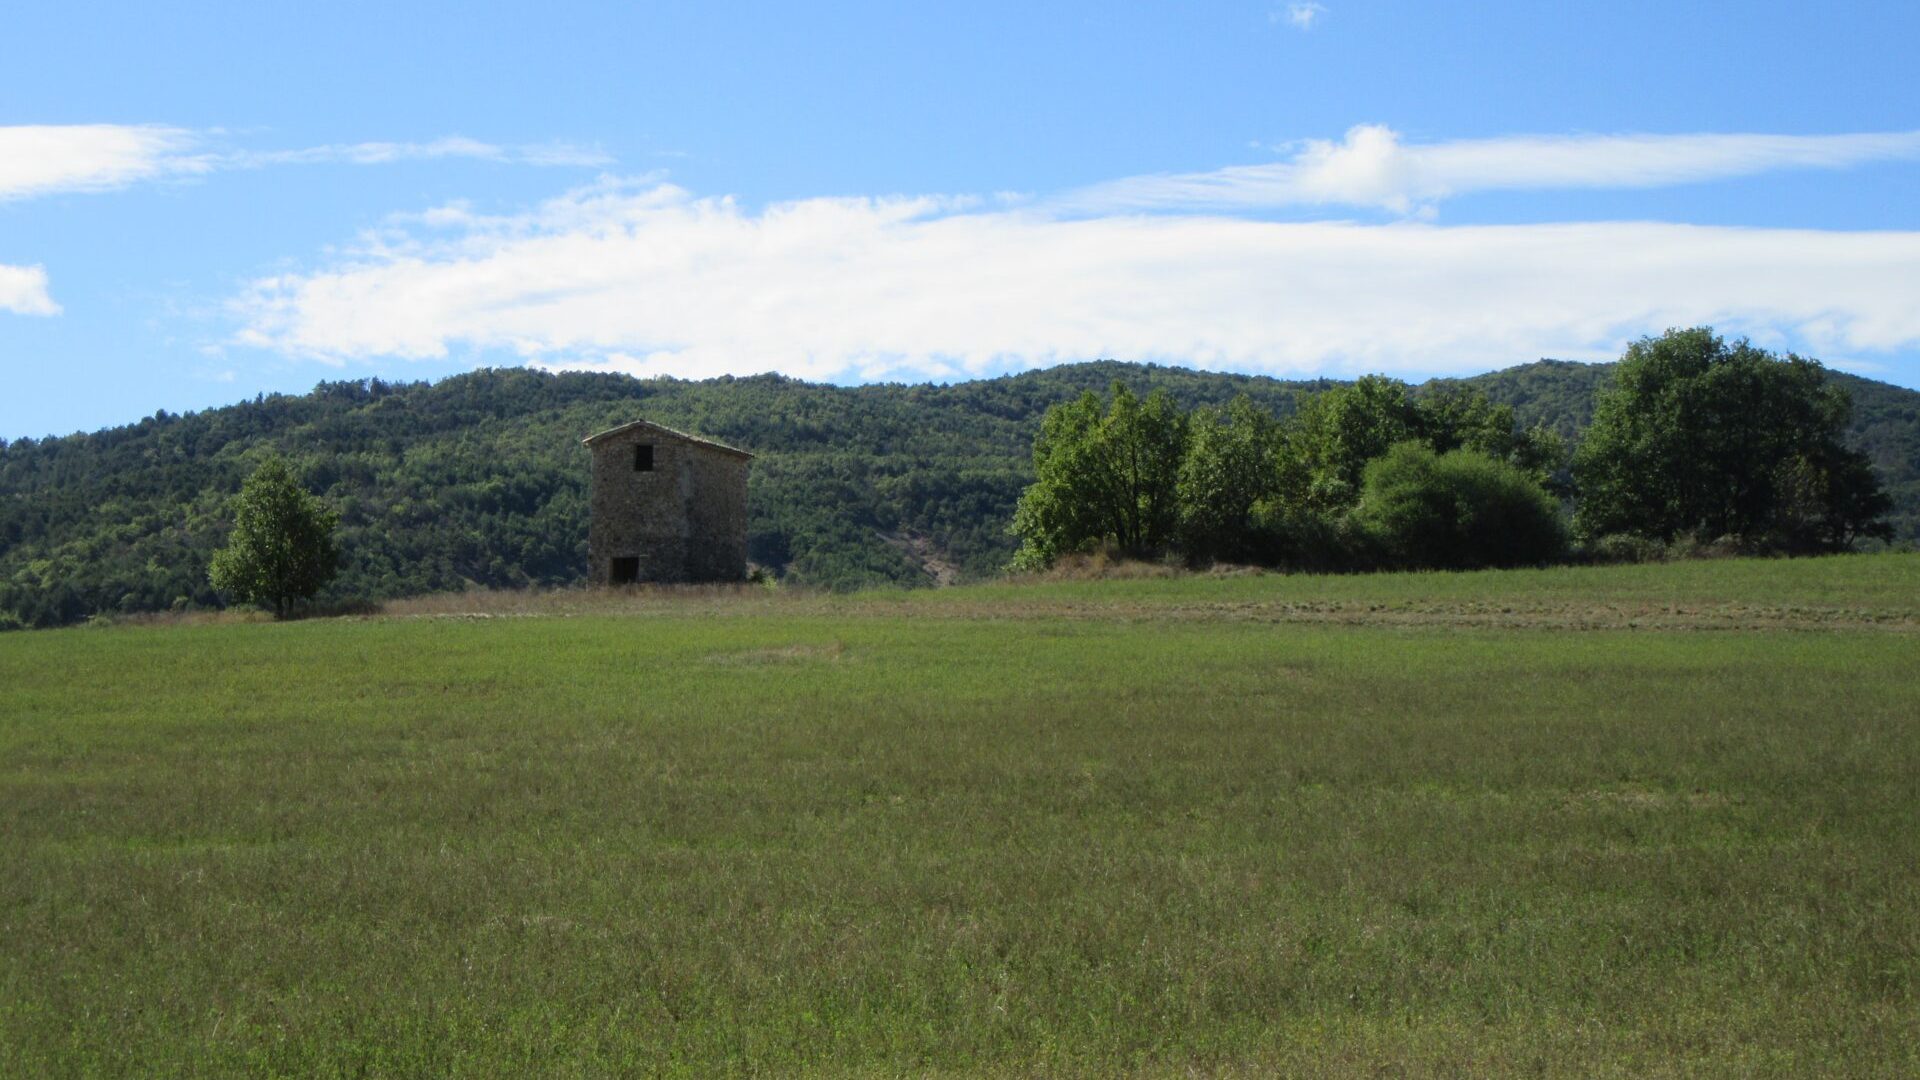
[583,420,752,585]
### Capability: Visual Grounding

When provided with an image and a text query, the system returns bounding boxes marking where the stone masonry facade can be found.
[584,420,752,585]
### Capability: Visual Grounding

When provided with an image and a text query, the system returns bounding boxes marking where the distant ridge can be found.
[2,359,1915,627]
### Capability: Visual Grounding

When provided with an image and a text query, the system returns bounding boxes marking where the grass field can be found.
[4,555,1918,1075]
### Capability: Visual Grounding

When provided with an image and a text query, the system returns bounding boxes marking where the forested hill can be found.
[3,359,1917,627]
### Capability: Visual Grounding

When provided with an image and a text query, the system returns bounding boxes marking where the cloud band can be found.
[232,180,1920,382]
[0,125,608,201]
[1069,125,1920,215]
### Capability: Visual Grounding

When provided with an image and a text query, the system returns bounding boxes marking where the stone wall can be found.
[586,428,750,584]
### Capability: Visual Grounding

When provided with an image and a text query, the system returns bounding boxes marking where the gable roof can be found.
[581,419,754,459]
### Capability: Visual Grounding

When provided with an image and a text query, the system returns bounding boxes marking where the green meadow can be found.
[4,556,1918,1076]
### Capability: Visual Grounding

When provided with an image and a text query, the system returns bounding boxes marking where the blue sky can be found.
[4,0,1919,439]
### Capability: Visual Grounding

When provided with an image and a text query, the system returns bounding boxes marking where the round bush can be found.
[1353,442,1566,570]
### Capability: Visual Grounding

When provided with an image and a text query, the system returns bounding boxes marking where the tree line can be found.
[1011,328,1893,571]
[1,330,1912,627]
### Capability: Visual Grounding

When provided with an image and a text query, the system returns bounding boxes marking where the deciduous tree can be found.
[1573,328,1891,551]
[209,456,341,618]
[1010,383,1187,566]
[1274,375,1425,517]
[1177,395,1277,562]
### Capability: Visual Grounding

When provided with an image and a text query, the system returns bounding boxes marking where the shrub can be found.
[1585,533,1670,564]
[1353,443,1566,570]
[1253,506,1377,572]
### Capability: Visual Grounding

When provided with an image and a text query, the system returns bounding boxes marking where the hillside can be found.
[3,359,1917,627]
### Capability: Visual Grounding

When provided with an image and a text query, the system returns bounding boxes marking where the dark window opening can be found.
[610,557,640,584]
[633,444,655,471]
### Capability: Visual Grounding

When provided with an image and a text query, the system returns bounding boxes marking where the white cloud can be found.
[1281,3,1325,29]
[0,125,608,201]
[230,178,1920,382]
[232,137,611,168]
[0,125,207,201]
[0,264,60,316]
[1069,124,1920,215]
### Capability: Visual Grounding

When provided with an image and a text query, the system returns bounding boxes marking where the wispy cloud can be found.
[231,136,611,169]
[231,177,1920,382]
[1278,3,1325,30]
[0,263,60,316]
[0,125,609,201]
[1068,124,1920,215]
[0,125,208,201]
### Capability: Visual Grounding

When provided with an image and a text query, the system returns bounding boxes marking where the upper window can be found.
[634,443,655,471]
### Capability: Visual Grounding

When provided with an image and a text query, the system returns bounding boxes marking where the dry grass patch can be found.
[702,641,849,666]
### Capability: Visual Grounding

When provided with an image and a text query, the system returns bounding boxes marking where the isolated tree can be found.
[209,456,341,617]
[1353,442,1566,570]
[1572,328,1891,551]
[1010,382,1187,566]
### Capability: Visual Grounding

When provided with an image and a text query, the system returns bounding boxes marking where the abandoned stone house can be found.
[583,420,752,585]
